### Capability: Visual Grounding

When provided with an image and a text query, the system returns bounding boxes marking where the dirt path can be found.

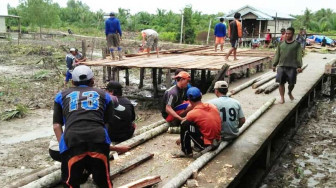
[262,97,336,187]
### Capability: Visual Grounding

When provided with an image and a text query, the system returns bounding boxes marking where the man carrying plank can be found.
[273,27,303,104]
[172,87,221,158]
[209,81,246,141]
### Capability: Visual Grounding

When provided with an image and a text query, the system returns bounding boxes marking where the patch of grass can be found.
[32,70,50,80]
[1,104,29,121]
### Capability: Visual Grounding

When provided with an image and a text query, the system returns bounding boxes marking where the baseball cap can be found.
[214,81,228,89]
[106,81,123,91]
[110,95,125,111]
[174,71,191,80]
[109,12,115,16]
[187,87,202,100]
[70,48,76,52]
[72,65,94,82]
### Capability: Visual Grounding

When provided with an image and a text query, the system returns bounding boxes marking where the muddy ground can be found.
[262,96,336,187]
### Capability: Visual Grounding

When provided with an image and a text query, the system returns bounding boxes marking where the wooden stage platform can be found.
[82,47,273,97]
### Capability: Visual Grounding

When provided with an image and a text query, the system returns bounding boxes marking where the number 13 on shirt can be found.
[67,91,100,111]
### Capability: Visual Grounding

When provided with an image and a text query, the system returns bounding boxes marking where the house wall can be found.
[267,19,292,36]
[0,17,5,33]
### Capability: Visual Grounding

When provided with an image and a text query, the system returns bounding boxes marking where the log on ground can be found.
[133,120,166,136]
[255,80,276,94]
[252,73,276,89]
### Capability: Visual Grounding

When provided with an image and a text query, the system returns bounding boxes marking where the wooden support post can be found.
[246,68,250,77]
[265,141,271,169]
[330,74,335,100]
[191,69,195,85]
[125,69,130,86]
[295,108,299,129]
[165,69,171,88]
[308,93,311,107]
[158,68,163,84]
[102,48,107,83]
[82,40,87,58]
[313,88,316,100]
[112,68,120,82]
[107,66,112,81]
[206,70,211,82]
[139,68,145,89]
[201,69,206,92]
[152,68,158,98]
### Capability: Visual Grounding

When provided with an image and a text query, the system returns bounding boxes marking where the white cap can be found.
[110,95,126,111]
[214,81,228,89]
[70,48,76,52]
[72,65,94,82]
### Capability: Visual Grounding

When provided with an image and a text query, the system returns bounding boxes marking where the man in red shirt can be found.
[280,28,286,42]
[172,87,221,158]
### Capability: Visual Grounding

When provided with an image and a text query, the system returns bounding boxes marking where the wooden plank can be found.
[152,68,158,98]
[207,64,230,93]
[125,69,130,86]
[119,176,161,188]
[110,153,154,179]
[158,68,163,84]
[139,68,145,89]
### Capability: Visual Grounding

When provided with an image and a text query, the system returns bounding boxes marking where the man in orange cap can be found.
[161,71,192,126]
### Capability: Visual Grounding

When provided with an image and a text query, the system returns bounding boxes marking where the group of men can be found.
[161,71,245,157]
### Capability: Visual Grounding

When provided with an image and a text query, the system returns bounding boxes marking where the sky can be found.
[2,0,336,16]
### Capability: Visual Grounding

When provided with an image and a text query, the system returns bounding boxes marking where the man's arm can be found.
[53,123,63,142]
[110,145,130,154]
[297,44,303,70]
[117,20,122,37]
[166,105,183,121]
[272,44,281,71]
[238,117,246,128]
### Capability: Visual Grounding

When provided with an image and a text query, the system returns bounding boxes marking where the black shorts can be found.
[230,39,238,48]
[61,143,112,188]
[276,66,297,85]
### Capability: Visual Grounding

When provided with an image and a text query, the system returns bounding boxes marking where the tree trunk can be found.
[255,80,276,94]
[21,170,61,188]
[134,120,166,136]
[228,71,273,96]
[9,164,61,188]
[39,26,42,39]
[252,73,276,89]
[264,83,280,94]
[162,98,276,188]
[109,123,169,158]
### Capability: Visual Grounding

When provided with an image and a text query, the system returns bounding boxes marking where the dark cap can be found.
[109,12,115,16]
[106,81,123,91]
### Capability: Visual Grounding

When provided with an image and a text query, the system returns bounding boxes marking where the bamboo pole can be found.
[228,71,273,96]
[162,98,276,188]
[109,123,169,158]
[255,80,276,94]
[252,73,276,89]
[8,164,61,188]
[264,83,280,94]
[133,120,166,136]
[21,170,61,188]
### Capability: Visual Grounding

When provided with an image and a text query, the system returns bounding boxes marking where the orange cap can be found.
[174,71,191,80]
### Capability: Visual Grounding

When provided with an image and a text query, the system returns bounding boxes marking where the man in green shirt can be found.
[273,27,303,104]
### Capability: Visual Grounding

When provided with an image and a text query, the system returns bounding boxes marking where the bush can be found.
[159,32,177,42]
[1,104,29,121]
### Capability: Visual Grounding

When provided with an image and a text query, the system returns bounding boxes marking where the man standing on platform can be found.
[273,27,302,104]
[225,12,242,61]
[209,81,245,141]
[105,12,123,60]
[214,18,226,52]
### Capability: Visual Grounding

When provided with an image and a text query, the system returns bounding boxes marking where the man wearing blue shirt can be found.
[105,12,123,60]
[214,18,227,52]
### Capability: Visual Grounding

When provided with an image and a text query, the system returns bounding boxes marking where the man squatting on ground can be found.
[173,87,221,157]
[106,81,136,142]
[161,71,193,126]
[105,12,123,60]
[214,18,227,52]
[53,65,128,187]
[209,81,246,141]
[141,29,159,57]
[273,27,303,104]
[64,48,86,87]
[225,12,242,61]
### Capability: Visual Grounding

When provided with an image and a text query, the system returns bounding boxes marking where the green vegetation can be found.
[1,104,29,121]
[292,8,336,34]
[5,0,336,43]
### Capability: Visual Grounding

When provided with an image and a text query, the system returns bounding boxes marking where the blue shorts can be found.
[65,70,72,82]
